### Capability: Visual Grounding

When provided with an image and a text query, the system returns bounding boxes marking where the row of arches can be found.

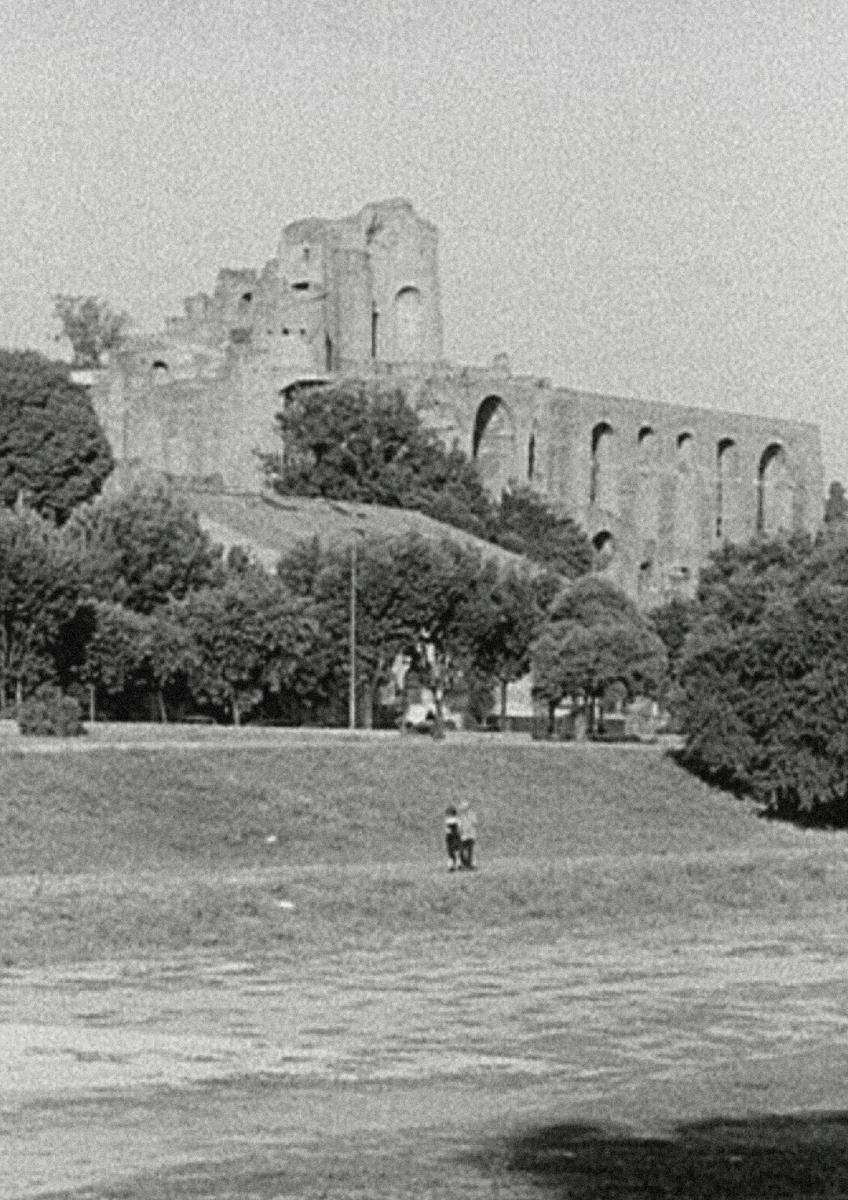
[589,421,794,537]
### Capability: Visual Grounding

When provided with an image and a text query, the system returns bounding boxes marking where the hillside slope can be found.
[181,487,528,572]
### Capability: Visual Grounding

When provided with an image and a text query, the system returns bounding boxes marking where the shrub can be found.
[18,685,85,737]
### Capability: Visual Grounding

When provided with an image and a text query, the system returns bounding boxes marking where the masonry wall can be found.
[89,199,825,604]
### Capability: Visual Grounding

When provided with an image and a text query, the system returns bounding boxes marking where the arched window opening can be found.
[472,395,516,495]
[638,425,657,467]
[394,286,423,361]
[590,422,614,505]
[716,438,738,540]
[676,431,694,471]
[151,360,169,384]
[325,334,334,373]
[757,442,792,535]
[527,432,536,481]
[592,529,615,570]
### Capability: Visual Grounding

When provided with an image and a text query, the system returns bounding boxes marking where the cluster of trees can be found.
[1,479,672,734]
[0,488,323,725]
[650,493,848,823]
[266,382,592,579]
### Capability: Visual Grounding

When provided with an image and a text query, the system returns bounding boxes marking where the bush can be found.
[18,686,85,737]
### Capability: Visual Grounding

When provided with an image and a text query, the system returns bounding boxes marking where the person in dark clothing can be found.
[444,805,461,871]
[458,801,477,870]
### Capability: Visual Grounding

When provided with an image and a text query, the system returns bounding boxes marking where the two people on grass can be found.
[444,801,477,871]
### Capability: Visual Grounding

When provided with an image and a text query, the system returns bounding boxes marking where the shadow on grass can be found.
[497,1112,848,1198]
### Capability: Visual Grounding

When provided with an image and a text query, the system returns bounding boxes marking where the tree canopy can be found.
[674,525,848,823]
[266,381,493,535]
[53,294,130,368]
[69,484,225,613]
[265,380,592,574]
[532,576,667,732]
[0,350,113,522]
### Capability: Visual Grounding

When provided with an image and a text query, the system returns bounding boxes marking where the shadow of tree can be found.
[499,1112,848,1198]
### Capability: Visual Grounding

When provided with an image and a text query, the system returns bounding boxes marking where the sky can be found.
[3,0,848,483]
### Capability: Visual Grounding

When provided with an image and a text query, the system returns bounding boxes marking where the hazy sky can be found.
[4,0,848,482]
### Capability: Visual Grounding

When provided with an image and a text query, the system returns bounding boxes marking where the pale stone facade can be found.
[90,198,824,604]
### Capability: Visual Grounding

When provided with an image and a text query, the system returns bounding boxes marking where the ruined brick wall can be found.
[88,199,824,603]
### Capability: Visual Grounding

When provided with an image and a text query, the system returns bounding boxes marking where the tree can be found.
[265,381,495,537]
[53,294,130,368]
[495,485,592,578]
[69,484,224,614]
[278,532,512,733]
[531,577,667,735]
[471,567,540,728]
[0,350,113,522]
[173,573,318,726]
[0,505,86,710]
[678,583,848,820]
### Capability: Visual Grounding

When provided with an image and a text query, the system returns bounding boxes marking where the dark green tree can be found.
[0,350,113,522]
[495,484,592,578]
[173,573,318,726]
[0,505,87,710]
[69,485,224,614]
[471,567,540,728]
[278,532,510,734]
[266,381,494,535]
[532,576,667,735]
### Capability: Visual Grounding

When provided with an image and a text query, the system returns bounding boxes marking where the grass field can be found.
[3,731,848,1198]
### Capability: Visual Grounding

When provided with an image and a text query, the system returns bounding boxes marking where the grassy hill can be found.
[182,487,528,572]
[2,733,844,968]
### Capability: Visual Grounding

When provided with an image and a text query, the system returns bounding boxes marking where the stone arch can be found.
[472,395,516,495]
[637,424,657,465]
[716,437,739,540]
[590,422,615,506]
[592,529,615,570]
[394,286,423,361]
[757,441,793,534]
[676,430,695,470]
[673,431,698,557]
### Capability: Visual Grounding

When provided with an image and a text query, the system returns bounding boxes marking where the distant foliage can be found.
[677,527,848,824]
[52,294,130,368]
[494,485,591,578]
[0,505,88,709]
[532,576,667,734]
[69,484,225,613]
[0,349,113,522]
[18,685,85,737]
[266,381,591,574]
[266,382,493,536]
[278,531,541,732]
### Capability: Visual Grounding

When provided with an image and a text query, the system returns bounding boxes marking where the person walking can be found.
[458,801,477,870]
[444,804,461,871]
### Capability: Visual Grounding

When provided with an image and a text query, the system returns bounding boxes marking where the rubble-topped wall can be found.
[87,199,824,605]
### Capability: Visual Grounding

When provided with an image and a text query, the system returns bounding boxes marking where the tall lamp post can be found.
[348,538,358,730]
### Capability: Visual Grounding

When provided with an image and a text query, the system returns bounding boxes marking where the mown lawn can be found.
[1,736,845,966]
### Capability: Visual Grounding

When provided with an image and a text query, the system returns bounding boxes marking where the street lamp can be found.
[348,532,365,730]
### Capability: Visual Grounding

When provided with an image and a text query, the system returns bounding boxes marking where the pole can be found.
[348,540,357,730]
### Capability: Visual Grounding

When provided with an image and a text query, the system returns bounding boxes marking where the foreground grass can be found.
[2,737,846,967]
